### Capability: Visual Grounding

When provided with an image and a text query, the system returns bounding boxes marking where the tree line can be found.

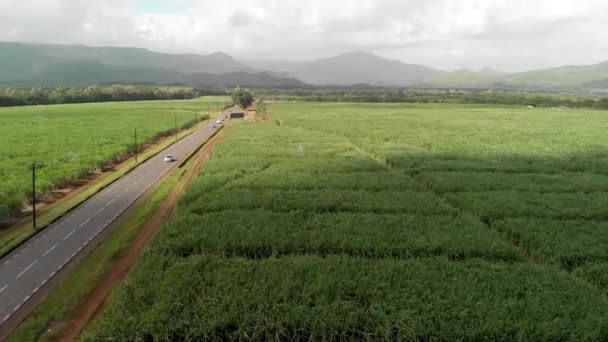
[0,85,200,107]
[263,88,608,109]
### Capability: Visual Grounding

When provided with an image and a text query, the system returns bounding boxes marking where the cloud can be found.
[228,11,252,27]
[0,0,607,71]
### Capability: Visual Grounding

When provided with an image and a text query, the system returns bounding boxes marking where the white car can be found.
[164,155,174,162]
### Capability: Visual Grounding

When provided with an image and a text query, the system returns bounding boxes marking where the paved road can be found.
[0,113,229,329]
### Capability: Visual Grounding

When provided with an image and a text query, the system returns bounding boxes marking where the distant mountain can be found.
[430,69,497,88]
[499,61,608,89]
[3,42,608,90]
[0,42,304,88]
[247,51,443,86]
[244,60,307,76]
[430,63,608,90]
[178,71,307,88]
[249,52,608,90]
[0,42,252,74]
[479,68,506,78]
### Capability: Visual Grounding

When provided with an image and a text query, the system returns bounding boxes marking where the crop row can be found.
[225,171,422,192]
[85,256,608,341]
[185,188,455,215]
[420,171,608,193]
[443,191,608,221]
[386,155,608,175]
[152,210,519,261]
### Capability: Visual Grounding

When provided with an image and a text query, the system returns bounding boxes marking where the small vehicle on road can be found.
[164,155,174,162]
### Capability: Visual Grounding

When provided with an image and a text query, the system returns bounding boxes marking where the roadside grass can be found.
[7,157,186,342]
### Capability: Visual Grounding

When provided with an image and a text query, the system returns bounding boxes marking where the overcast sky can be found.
[1,0,607,72]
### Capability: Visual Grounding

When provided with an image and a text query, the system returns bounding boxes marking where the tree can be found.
[230,87,254,108]
[594,98,608,109]
[255,98,270,121]
[29,87,48,105]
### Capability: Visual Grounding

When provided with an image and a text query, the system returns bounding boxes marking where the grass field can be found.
[0,97,229,221]
[85,103,608,340]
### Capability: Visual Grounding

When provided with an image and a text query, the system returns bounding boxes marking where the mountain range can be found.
[246,51,442,87]
[1,42,608,90]
[0,42,305,88]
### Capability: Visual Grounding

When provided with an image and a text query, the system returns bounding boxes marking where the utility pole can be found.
[30,163,40,229]
[174,112,178,140]
[134,127,138,162]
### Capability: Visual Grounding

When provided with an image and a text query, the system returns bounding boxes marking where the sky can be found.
[0,0,607,72]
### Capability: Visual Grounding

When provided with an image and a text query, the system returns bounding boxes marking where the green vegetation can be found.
[265,88,608,109]
[429,61,608,90]
[255,98,270,120]
[85,102,608,340]
[86,256,607,341]
[0,85,200,107]
[0,96,228,222]
[230,87,254,108]
[500,62,608,89]
[0,42,306,89]
[430,69,497,88]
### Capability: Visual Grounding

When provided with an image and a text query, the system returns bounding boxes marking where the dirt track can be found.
[59,130,226,341]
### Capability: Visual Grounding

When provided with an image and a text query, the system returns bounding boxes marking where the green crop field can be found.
[85,103,608,340]
[0,97,229,222]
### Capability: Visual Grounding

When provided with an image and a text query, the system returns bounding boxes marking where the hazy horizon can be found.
[1,0,607,72]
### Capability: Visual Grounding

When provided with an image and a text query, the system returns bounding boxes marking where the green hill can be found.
[431,63,608,90]
[3,42,608,90]
[0,42,252,74]
[430,70,497,88]
[0,42,305,88]
[500,62,608,89]
[248,51,443,86]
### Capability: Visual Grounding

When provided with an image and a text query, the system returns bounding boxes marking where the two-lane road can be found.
[0,114,228,330]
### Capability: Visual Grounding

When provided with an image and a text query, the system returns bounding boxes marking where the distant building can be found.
[230,111,245,119]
